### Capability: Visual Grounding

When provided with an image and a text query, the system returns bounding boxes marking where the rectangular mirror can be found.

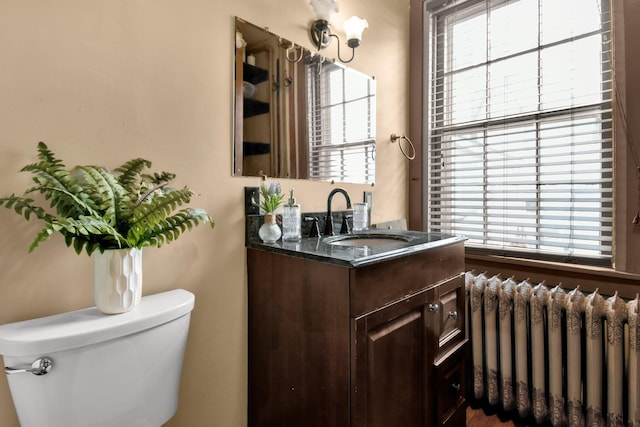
[233,17,376,184]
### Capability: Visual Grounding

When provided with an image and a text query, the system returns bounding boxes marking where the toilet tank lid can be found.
[0,289,195,357]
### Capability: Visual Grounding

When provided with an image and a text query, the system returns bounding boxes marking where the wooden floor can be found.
[466,406,519,427]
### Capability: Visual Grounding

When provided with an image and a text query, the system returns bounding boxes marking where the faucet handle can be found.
[304,216,320,238]
[340,214,352,234]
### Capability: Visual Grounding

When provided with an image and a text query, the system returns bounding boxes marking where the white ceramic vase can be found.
[258,214,281,243]
[93,248,143,314]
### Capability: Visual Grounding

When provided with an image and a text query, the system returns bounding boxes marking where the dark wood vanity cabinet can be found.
[247,241,467,426]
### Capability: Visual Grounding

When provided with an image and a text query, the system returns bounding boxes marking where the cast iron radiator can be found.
[465,271,640,426]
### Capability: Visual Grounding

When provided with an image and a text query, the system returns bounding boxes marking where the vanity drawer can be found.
[432,274,465,361]
[350,242,465,316]
[433,342,467,427]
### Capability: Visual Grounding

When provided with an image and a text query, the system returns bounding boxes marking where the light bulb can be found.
[309,0,339,22]
[344,16,368,47]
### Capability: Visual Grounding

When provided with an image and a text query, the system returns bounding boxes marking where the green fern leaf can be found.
[28,226,54,253]
[0,195,52,222]
[73,236,85,254]
[129,187,194,236]
[35,141,63,165]
[114,158,152,192]
[128,208,213,248]
[51,216,127,248]
[142,171,176,185]
[76,166,132,228]
[38,186,100,218]
[85,241,100,256]
[20,143,86,218]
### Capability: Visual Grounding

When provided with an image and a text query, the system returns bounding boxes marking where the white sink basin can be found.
[323,233,410,247]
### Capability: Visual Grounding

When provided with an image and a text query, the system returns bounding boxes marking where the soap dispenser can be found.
[282,189,301,241]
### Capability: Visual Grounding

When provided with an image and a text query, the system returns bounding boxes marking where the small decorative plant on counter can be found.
[255,181,284,243]
[256,181,285,214]
[0,142,215,314]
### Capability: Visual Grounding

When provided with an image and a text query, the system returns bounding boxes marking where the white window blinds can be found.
[426,0,613,265]
[306,59,376,184]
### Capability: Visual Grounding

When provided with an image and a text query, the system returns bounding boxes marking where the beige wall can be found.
[0,0,411,425]
[1,0,638,426]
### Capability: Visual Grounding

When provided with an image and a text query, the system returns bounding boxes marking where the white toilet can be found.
[0,289,195,427]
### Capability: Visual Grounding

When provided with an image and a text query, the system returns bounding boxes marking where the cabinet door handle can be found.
[428,303,439,313]
[450,382,461,393]
[447,310,458,320]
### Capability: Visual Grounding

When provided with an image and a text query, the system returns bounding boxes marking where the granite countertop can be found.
[246,228,466,268]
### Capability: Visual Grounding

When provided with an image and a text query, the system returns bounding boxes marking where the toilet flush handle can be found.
[4,357,53,376]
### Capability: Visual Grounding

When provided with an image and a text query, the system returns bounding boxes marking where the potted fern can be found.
[0,142,215,314]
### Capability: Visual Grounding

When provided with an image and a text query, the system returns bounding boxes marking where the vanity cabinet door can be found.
[351,274,468,427]
[351,290,432,427]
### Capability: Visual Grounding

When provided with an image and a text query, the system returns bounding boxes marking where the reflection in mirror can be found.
[233,17,376,184]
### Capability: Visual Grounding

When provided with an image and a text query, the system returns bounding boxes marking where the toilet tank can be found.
[0,289,195,427]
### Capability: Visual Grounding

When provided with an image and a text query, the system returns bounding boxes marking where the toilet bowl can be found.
[0,289,195,427]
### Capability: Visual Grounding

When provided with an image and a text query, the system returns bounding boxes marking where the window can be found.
[426,0,613,265]
[307,59,376,184]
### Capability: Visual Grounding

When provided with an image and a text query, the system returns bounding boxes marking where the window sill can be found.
[465,253,640,299]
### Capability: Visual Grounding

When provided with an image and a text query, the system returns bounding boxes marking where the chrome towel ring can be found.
[390,134,416,160]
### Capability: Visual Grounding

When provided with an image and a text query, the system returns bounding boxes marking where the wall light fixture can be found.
[309,0,368,63]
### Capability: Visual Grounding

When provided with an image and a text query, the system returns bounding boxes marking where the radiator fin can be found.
[515,279,532,419]
[566,287,586,427]
[585,290,606,426]
[499,277,517,412]
[548,286,566,426]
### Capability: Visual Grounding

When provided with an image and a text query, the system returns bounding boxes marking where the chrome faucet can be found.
[324,188,352,236]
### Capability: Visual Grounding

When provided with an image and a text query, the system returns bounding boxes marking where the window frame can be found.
[420,0,614,266]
